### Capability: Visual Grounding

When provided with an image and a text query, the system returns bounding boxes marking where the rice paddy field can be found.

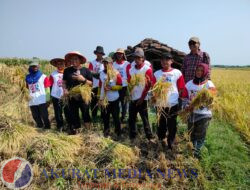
[0,58,249,190]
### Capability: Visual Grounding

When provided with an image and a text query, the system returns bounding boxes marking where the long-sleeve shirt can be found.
[182,50,211,83]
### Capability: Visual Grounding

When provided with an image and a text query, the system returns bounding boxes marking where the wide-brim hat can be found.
[94,46,105,55]
[65,51,87,64]
[50,58,65,67]
[115,48,127,60]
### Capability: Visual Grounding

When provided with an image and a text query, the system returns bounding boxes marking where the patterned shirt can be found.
[182,50,211,83]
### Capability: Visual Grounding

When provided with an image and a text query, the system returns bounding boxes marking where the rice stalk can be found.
[179,88,215,122]
[63,84,92,105]
[128,73,145,94]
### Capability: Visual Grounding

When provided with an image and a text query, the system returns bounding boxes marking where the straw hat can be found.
[50,58,65,67]
[115,48,127,60]
[65,51,87,64]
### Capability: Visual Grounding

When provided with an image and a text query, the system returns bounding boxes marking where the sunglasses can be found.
[188,41,197,46]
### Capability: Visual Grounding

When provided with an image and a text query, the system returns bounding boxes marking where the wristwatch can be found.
[82,78,87,84]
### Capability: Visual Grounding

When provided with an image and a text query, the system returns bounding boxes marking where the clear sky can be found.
[0,0,249,65]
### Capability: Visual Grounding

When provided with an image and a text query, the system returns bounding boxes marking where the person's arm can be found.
[111,73,122,91]
[126,64,131,83]
[177,74,188,98]
[49,75,54,92]
[205,53,211,79]
[44,77,51,102]
[139,68,153,101]
[72,69,93,86]
[181,57,187,83]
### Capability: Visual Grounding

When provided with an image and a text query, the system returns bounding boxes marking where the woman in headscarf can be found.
[185,63,216,158]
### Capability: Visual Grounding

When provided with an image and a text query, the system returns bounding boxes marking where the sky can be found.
[0,0,250,65]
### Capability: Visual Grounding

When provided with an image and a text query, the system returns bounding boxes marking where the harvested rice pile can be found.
[0,116,38,158]
[27,133,83,168]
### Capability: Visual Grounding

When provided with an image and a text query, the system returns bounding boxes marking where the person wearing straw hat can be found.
[99,57,122,139]
[63,51,93,135]
[127,49,155,143]
[88,46,105,120]
[25,58,51,129]
[49,58,66,132]
[113,48,130,123]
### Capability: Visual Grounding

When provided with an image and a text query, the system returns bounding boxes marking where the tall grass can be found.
[212,68,250,142]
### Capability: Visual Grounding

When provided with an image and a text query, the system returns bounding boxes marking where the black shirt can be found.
[63,66,93,89]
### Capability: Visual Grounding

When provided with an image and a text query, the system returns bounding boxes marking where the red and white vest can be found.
[130,60,151,68]
[186,80,215,115]
[50,71,64,99]
[113,61,130,87]
[129,64,151,101]
[28,74,47,106]
[99,71,120,102]
[89,60,104,88]
[154,69,183,107]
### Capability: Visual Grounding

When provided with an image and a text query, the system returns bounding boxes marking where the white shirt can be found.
[154,69,183,107]
[89,59,104,88]
[113,60,130,87]
[128,64,151,101]
[28,74,47,106]
[50,71,64,99]
[186,80,215,115]
[99,71,121,102]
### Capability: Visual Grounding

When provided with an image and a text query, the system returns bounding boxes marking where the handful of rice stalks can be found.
[63,84,92,105]
[150,77,172,108]
[101,65,118,108]
[128,73,145,93]
[179,88,215,122]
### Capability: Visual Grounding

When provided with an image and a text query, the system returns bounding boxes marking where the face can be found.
[103,61,112,70]
[195,66,204,78]
[161,58,173,70]
[30,65,39,72]
[188,41,199,52]
[96,53,103,60]
[135,57,144,65]
[69,55,81,68]
[116,53,123,60]
[56,61,65,70]
[65,61,71,68]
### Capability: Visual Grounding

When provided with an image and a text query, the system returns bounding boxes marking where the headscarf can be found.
[193,63,209,84]
[25,67,43,84]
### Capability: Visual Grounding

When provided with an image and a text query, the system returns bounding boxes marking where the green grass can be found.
[200,120,250,190]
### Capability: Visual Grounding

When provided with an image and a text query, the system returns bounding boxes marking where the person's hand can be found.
[63,89,69,96]
[185,105,194,112]
[46,101,50,108]
[151,96,157,104]
[136,98,144,106]
[72,73,86,82]
[104,86,112,91]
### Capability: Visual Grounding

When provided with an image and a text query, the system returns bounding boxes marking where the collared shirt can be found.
[181,50,211,83]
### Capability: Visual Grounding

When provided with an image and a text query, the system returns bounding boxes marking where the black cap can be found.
[161,53,173,60]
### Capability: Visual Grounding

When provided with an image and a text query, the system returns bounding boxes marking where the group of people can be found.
[25,37,216,158]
